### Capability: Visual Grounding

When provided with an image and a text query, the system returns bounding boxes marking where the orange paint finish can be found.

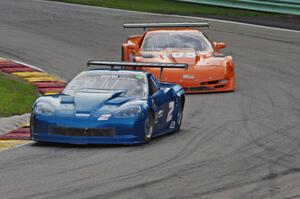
[122,27,235,93]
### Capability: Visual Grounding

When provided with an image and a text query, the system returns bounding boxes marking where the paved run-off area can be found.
[0,0,300,199]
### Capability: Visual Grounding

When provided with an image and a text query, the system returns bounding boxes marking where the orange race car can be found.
[122,22,235,93]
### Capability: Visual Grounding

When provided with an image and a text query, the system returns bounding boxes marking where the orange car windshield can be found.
[141,31,213,52]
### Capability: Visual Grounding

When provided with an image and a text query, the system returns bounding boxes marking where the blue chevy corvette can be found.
[30,61,187,144]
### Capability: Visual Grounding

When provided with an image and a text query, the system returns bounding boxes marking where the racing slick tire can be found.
[144,111,154,143]
[176,99,184,132]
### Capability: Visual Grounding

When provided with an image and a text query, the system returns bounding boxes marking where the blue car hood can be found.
[60,90,130,114]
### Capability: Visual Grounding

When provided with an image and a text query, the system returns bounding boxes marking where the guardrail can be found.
[176,0,300,15]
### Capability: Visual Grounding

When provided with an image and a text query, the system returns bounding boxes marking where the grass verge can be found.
[48,0,281,17]
[0,72,37,117]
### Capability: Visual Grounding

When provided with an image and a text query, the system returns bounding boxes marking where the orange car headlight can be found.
[218,79,228,84]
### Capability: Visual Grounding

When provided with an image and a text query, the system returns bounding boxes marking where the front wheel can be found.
[176,101,184,132]
[144,112,154,143]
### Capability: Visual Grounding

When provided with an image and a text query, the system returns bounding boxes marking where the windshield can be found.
[63,71,147,98]
[141,31,213,52]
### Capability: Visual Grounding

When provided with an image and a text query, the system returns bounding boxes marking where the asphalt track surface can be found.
[1,1,300,198]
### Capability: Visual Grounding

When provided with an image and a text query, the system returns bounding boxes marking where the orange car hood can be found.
[135,49,228,83]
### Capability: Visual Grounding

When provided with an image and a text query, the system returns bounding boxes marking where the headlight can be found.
[218,79,228,84]
[34,102,55,116]
[114,105,141,118]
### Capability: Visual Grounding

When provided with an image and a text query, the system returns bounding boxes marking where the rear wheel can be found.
[144,112,154,143]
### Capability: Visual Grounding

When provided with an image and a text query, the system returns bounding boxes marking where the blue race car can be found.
[30,61,187,144]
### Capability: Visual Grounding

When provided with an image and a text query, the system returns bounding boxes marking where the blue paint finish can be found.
[30,70,185,144]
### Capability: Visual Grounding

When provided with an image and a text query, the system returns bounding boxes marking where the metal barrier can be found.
[176,0,300,15]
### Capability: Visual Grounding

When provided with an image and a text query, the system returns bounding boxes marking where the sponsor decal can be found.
[170,121,176,129]
[172,52,196,58]
[98,114,112,121]
[182,74,195,79]
[158,110,164,118]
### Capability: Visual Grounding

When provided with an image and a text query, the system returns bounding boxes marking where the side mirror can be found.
[213,42,226,52]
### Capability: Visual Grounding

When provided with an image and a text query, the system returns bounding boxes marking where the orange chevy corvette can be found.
[122,22,235,93]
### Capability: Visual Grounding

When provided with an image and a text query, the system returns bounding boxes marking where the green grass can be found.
[49,0,280,17]
[0,72,37,117]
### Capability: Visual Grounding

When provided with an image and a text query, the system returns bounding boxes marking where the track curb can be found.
[0,57,67,151]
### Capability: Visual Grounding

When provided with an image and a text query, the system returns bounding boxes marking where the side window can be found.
[148,75,159,96]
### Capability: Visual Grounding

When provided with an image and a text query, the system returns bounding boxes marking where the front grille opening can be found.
[200,80,219,85]
[49,126,116,137]
[189,86,212,91]
[207,80,219,85]
[215,85,225,88]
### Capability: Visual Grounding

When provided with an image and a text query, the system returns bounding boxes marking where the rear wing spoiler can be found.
[87,61,188,80]
[87,61,187,69]
[123,22,209,29]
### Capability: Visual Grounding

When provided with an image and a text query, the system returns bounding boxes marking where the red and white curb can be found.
[0,57,67,151]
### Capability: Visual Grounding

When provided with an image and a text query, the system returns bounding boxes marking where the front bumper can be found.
[31,114,146,145]
[31,134,143,145]
[181,76,235,94]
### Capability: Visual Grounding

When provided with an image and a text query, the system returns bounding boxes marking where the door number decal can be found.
[167,101,174,122]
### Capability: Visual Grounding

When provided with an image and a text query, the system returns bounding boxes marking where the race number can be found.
[167,101,174,122]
